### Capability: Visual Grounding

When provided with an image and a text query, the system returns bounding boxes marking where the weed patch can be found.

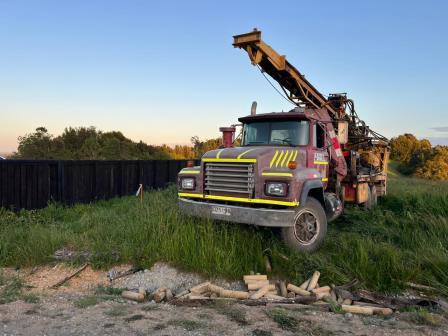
[211,300,248,325]
[170,319,205,331]
[74,295,99,308]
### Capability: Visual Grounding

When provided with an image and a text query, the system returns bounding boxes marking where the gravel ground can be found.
[112,262,246,295]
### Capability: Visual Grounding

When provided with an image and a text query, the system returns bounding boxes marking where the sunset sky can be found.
[1,0,447,153]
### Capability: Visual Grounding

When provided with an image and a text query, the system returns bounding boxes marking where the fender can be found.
[299,179,324,207]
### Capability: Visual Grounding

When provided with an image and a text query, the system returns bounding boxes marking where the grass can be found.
[266,308,333,335]
[170,319,205,331]
[211,300,248,325]
[1,165,448,296]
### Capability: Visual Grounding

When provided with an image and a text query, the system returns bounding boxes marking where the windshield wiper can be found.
[272,139,295,147]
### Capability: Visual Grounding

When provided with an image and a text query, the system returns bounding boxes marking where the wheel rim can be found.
[293,210,320,245]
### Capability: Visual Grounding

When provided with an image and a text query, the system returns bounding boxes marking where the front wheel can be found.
[281,197,327,253]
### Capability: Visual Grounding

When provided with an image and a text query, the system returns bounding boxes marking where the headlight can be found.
[266,182,287,196]
[181,178,195,190]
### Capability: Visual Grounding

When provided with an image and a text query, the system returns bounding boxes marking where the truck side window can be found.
[313,124,325,148]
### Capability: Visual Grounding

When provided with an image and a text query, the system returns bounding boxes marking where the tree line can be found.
[10,127,221,160]
[390,134,448,180]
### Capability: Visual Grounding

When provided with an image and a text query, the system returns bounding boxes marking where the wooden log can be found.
[247,281,270,290]
[243,275,267,282]
[373,307,393,316]
[342,298,352,305]
[165,289,173,301]
[153,287,167,303]
[312,286,331,294]
[175,289,190,298]
[306,271,320,291]
[279,280,287,298]
[315,292,331,300]
[51,263,89,288]
[287,292,296,298]
[189,281,210,294]
[221,289,250,300]
[250,285,271,299]
[122,290,145,302]
[264,255,272,272]
[341,304,374,315]
[187,295,209,300]
[209,284,225,295]
[299,278,311,289]
[287,283,311,296]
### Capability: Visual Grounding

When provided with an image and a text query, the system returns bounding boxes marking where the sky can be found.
[1,0,447,153]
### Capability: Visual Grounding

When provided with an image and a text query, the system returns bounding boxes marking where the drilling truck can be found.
[177,30,389,252]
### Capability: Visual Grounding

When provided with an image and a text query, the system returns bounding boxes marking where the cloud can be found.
[428,137,448,146]
[431,126,448,132]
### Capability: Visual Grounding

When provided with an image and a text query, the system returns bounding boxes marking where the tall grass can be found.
[1,167,447,295]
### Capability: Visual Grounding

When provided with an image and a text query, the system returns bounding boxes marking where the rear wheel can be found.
[281,197,327,253]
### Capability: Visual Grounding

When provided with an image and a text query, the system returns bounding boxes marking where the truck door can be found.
[312,122,329,186]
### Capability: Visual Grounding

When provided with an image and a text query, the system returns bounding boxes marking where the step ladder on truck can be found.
[177,30,389,252]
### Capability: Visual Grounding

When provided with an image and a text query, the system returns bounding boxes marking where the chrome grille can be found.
[205,163,255,196]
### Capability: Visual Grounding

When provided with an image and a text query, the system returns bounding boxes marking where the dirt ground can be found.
[1,264,447,336]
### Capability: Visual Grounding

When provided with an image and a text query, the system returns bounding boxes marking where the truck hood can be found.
[202,146,305,170]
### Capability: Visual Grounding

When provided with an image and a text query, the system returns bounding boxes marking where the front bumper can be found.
[179,197,296,227]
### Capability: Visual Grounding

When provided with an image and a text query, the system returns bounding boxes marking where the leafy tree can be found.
[415,146,448,180]
[14,127,54,159]
[191,136,222,157]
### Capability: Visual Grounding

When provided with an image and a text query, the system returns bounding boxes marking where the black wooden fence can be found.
[0,160,199,210]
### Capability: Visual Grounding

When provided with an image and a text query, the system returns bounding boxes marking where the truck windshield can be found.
[242,120,309,146]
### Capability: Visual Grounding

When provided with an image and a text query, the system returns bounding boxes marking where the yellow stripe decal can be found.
[216,149,225,159]
[262,172,293,177]
[275,150,284,167]
[179,170,200,174]
[202,158,256,163]
[321,177,328,182]
[314,161,328,165]
[292,150,298,161]
[286,150,295,164]
[269,150,279,168]
[280,150,290,167]
[237,148,255,159]
[178,192,204,198]
[178,193,298,207]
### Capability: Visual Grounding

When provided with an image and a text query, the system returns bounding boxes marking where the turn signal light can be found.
[187,160,194,167]
[288,161,297,169]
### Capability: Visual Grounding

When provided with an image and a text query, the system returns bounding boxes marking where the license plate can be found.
[211,206,231,216]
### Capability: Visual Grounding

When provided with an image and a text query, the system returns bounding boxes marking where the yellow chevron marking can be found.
[292,150,298,161]
[178,192,203,198]
[321,177,328,182]
[280,150,290,167]
[275,150,284,167]
[237,148,255,159]
[216,149,225,159]
[269,150,279,168]
[314,161,328,165]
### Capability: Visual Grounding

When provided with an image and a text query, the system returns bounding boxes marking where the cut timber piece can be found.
[315,293,331,300]
[175,290,190,298]
[153,287,167,303]
[279,280,288,298]
[312,286,331,294]
[342,298,352,305]
[209,284,225,295]
[287,292,296,298]
[243,275,267,283]
[373,307,393,316]
[189,282,210,295]
[188,295,209,300]
[247,281,270,290]
[341,304,374,315]
[352,301,386,309]
[220,289,249,300]
[287,284,311,296]
[165,289,173,301]
[306,271,320,291]
[299,278,311,290]
[122,291,145,302]
[250,285,271,299]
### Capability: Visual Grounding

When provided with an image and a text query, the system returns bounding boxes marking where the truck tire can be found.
[281,197,327,253]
